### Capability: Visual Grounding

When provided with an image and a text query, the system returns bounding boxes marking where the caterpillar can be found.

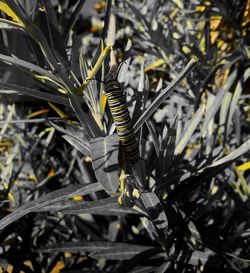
[104,67,140,164]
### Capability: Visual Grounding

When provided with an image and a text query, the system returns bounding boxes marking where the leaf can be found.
[237,161,250,172]
[115,247,162,273]
[167,138,250,203]
[129,266,157,273]
[50,119,90,142]
[90,134,120,193]
[0,82,69,105]
[0,1,22,24]
[37,241,153,259]
[3,0,36,28]
[50,119,91,155]
[164,117,177,172]
[0,183,103,230]
[69,93,101,138]
[203,70,237,131]
[146,120,159,157]
[227,67,250,131]
[219,91,232,135]
[63,0,87,41]
[48,102,68,118]
[62,269,112,273]
[106,13,116,47]
[40,196,139,216]
[206,138,250,169]
[0,19,25,29]
[174,103,205,155]
[0,53,62,84]
[189,221,250,262]
[92,0,112,65]
[140,192,168,232]
[37,0,68,65]
[89,245,154,260]
[62,135,90,156]
[133,62,149,123]
[134,58,198,133]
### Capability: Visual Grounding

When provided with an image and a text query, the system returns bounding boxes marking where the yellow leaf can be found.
[38,6,46,12]
[48,102,68,118]
[8,192,14,201]
[28,175,37,182]
[118,195,123,206]
[50,261,65,273]
[100,91,107,113]
[182,45,191,54]
[115,223,121,230]
[237,161,250,172]
[170,8,179,19]
[34,75,67,94]
[0,263,13,273]
[173,32,180,39]
[38,127,54,138]
[196,5,206,12]
[162,193,168,200]
[0,140,13,147]
[138,55,144,63]
[217,40,224,48]
[242,0,250,26]
[94,1,106,10]
[211,186,219,195]
[72,195,84,201]
[48,168,55,177]
[200,37,205,54]
[132,188,141,199]
[210,30,220,45]
[90,24,103,33]
[144,59,165,72]
[23,261,32,268]
[64,252,72,258]
[172,0,183,9]
[0,1,22,24]
[7,264,13,273]
[84,156,92,163]
[186,20,193,29]
[210,16,222,31]
[27,109,49,119]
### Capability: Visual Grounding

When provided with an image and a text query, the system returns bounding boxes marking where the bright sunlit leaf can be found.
[27,109,49,119]
[144,59,165,72]
[0,1,22,24]
[100,91,107,113]
[48,102,68,118]
[237,162,250,172]
[72,195,84,201]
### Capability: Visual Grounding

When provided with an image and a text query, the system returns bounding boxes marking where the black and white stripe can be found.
[104,74,140,163]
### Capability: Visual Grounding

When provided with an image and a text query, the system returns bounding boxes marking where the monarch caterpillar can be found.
[104,66,140,164]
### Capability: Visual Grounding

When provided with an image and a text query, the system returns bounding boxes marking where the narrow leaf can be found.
[0,82,69,105]
[141,192,168,232]
[174,103,205,155]
[203,70,237,130]
[227,67,250,130]
[0,183,103,230]
[59,196,139,216]
[37,241,152,256]
[134,58,198,133]
[62,135,90,156]
[207,138,250,169]
[89,245,154,260]
[90,134,120,192]
[0,53,62,84]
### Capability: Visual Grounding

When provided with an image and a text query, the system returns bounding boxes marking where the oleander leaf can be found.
[0,183,103,230]
[90,134,120,192]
